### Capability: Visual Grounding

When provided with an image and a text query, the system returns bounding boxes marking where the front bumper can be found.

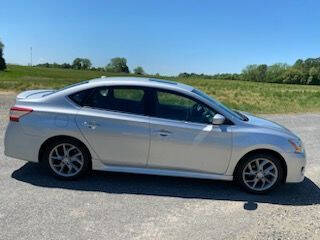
[284,151,306,183]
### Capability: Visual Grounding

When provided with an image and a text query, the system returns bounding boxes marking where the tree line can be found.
[179,57,320,85]
[2,37,320,85]
[36,57,146,75]
[242,59,320,85]
[178,72,241,80]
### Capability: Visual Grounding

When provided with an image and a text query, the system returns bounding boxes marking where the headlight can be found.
[288,139,304,153]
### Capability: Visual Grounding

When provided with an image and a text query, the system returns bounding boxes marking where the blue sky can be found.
[1,0,320,75]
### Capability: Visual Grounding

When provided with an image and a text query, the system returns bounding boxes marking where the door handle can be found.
[83,121,99,129]
[155,129,172,137]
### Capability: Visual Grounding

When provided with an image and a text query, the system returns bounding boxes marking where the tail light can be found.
[9,107,33,122]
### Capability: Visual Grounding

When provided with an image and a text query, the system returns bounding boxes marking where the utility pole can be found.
[30,47,33,66]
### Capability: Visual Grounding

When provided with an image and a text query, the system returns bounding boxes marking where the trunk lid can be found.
[16,89,55,100]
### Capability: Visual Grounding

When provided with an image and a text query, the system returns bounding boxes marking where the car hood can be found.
[245,113,298,138]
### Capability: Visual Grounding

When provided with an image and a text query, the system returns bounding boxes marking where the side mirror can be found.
[212,114,225,125]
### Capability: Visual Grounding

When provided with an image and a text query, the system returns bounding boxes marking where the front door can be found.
[148,89,232,174]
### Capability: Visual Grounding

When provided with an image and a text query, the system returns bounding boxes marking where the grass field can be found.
[1,65,320,114]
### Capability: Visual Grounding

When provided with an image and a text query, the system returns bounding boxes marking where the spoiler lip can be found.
[16,89,55,99]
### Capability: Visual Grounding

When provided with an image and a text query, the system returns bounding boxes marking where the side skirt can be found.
[92,160,233,181]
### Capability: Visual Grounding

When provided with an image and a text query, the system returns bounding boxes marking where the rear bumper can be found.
[284,151,306,183]
[4,122,42,162]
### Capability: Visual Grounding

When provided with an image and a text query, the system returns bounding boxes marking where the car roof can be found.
[88,77,194,92]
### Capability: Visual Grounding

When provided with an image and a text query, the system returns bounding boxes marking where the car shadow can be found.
[12,162,320,210]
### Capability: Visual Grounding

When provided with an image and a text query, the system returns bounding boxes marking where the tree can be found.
[256,64,267,82]
[0,40,6,71]
[293,59,304,69]
[242,64,269,82]
[282,68,304,84]
[61,63,72,69]
[265,63,289,83]
[133,66,145,75]
[72,58,92,70]
[105,57,129,73]
[72,58,81,69]
[307,67,320,85]
[242,64,259,82]
[82,58,92,69]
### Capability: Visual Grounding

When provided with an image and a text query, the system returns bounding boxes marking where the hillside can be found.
[1,65,320,114]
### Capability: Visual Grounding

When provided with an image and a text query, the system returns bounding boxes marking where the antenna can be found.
[30,47,32,66]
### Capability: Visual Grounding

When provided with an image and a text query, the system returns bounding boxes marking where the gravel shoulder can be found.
[0,93,319,240]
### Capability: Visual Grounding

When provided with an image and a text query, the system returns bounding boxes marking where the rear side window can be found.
[84,86,147,115]
[69,89,93,106]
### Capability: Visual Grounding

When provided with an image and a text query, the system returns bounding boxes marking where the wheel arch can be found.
[38,135,92,169]
[233,148,287,183]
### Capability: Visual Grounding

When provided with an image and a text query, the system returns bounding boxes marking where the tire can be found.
[42,138,91,180]
[235,153,283,194]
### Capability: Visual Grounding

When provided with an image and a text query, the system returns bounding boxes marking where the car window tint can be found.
[113,88,144,101]
[85,87,146,115]
[69,89,93,106]
[155,90,215,124]
[84,87,109,109]
[157,91,195,108]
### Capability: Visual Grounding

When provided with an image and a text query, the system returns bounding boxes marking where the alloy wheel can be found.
[48,143,84,177]
[242,158,278,191]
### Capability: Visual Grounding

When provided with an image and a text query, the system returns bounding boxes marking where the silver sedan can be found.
[4,77,306,193]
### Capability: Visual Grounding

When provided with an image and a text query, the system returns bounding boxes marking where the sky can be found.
[1,0,320,75]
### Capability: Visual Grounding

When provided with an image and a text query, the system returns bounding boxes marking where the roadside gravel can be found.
[0,92,319,240]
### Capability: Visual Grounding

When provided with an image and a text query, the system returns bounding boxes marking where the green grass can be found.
[1,64,320,114]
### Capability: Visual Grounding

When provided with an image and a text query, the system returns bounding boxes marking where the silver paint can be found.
[4,77,306,183]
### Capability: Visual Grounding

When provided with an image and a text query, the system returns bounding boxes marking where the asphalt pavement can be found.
[0,92,319,240]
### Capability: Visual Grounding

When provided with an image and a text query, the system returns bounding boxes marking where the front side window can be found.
[154,90,216,124]
[192,88,246,121]
[84,86,146,115]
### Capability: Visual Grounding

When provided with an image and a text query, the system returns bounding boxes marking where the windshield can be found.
[191,88,247,121]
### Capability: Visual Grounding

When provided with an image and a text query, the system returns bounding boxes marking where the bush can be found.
[133,66,145,75]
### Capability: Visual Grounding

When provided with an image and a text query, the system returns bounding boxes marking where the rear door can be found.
[75,86,150,167]
[147,89,233,174]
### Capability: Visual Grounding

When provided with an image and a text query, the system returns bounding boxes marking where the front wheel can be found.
[235,154,283,194]
[42,139,91,180]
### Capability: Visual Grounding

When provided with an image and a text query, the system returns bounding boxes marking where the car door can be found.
[148,89,232,174]
[75,86,150,167]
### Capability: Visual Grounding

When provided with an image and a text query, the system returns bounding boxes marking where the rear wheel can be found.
[235,154,283,194]
[42,139,91,180]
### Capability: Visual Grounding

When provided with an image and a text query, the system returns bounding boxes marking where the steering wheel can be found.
[189,103,214,124]
[188,103,205,121]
